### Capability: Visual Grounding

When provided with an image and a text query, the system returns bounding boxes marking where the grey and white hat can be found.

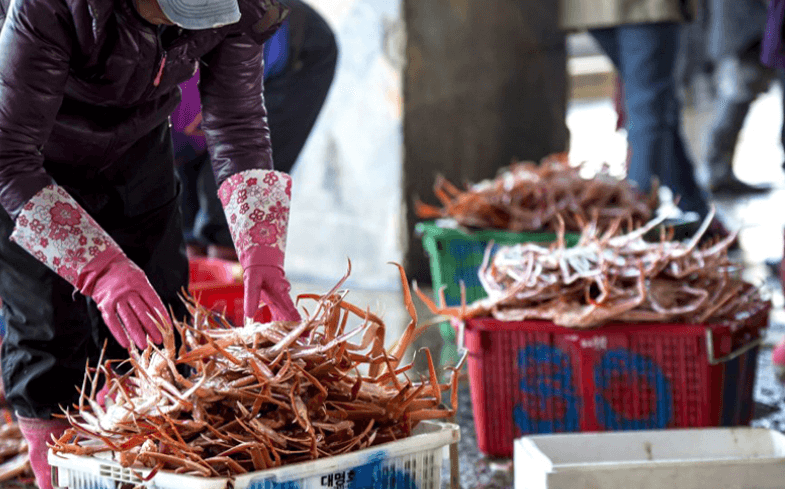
[157,0,241,30]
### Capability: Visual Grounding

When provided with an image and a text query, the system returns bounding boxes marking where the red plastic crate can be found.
[464,306,768,457]
[188,283,244,327]
[188,258,244,326]
[189,257,241,286]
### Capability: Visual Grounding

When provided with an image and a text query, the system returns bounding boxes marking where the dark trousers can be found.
[590,23,711,218]
[0,122,188,419]
[178,151,233,247]
[178,0,338,248]
[703,50,782,184]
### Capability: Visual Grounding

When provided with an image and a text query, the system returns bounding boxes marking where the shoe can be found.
[709,175,772,196]
[765,257,782,278]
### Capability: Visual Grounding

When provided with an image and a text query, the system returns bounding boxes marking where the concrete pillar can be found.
[403,0,570,282]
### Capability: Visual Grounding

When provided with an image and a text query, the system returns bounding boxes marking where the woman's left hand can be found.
[218,168,300,322]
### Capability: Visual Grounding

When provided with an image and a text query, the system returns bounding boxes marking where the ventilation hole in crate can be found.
[99,463,142,484]
[71,472,115,489]
[424,452,435,489]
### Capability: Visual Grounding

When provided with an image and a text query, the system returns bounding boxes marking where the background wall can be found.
[286,0,407,290]
[285,0,569,289]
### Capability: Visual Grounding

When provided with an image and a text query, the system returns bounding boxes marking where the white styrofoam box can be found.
[50,421,458,489]
[515,427,785,489]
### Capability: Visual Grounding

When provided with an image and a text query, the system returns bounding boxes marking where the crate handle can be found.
[454,344,468,371]
[456,319,465,354]
[705,329,762,365]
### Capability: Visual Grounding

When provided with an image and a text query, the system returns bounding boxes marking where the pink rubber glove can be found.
[10,185,166,349]
[218,170,300,322]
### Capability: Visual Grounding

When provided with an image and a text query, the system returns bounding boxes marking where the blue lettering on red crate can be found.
[514,344,580,434]
[594,349,672,429]
[248,452,418,489]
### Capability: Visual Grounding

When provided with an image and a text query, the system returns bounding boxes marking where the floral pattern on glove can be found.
[10,185,120,286]
[218,169,292,260]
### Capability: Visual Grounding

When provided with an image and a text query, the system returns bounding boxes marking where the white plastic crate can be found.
[49,421,459,489]
[514,427,785,489]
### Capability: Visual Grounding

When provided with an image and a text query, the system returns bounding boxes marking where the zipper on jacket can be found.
[153,53,167,86]
[141,26,166,99]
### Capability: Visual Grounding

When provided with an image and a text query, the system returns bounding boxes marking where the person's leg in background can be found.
[194,154,237,260]
[593,22,712,220]
[265,0,338,174]
[591,27,661,194]
[780,68,785,171]
[775,66,785,313]
[675,0,715,106]
[175,150,211,258]
[619,22,711,218]
[593,28,637,174]
[759,70,785,281]
[195,0,339,259]
[702,48,773,195]
[612,75,626,131]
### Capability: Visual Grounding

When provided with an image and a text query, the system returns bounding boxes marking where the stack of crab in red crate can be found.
[417,212,771,457]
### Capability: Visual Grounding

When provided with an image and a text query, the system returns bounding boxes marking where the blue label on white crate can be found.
[514,344,580,434]
[248,451,418,489]
[594,350,672,429]
[251,481,302,489]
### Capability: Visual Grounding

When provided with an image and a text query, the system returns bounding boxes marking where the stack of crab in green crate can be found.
[414,153,660,366]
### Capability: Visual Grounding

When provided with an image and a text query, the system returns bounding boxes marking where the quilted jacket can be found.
[0,0,286,218]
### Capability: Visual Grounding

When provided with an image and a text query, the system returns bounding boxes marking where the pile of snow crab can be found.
[417,211,770,328]
[49,263,462,477]
[414,154,659,234]
[0,418,31,482]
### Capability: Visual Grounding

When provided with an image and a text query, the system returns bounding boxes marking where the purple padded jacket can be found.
[0,0,287,218]
[762,0,785,69]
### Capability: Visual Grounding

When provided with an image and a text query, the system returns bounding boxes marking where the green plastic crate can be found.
[415,221,580,366]
[416,221,580,306]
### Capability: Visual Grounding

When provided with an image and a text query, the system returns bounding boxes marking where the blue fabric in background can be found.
[264,20,290,80]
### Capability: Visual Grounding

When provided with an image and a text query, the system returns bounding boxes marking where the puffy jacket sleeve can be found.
[200,34,271,186]
[0,0,73,218]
